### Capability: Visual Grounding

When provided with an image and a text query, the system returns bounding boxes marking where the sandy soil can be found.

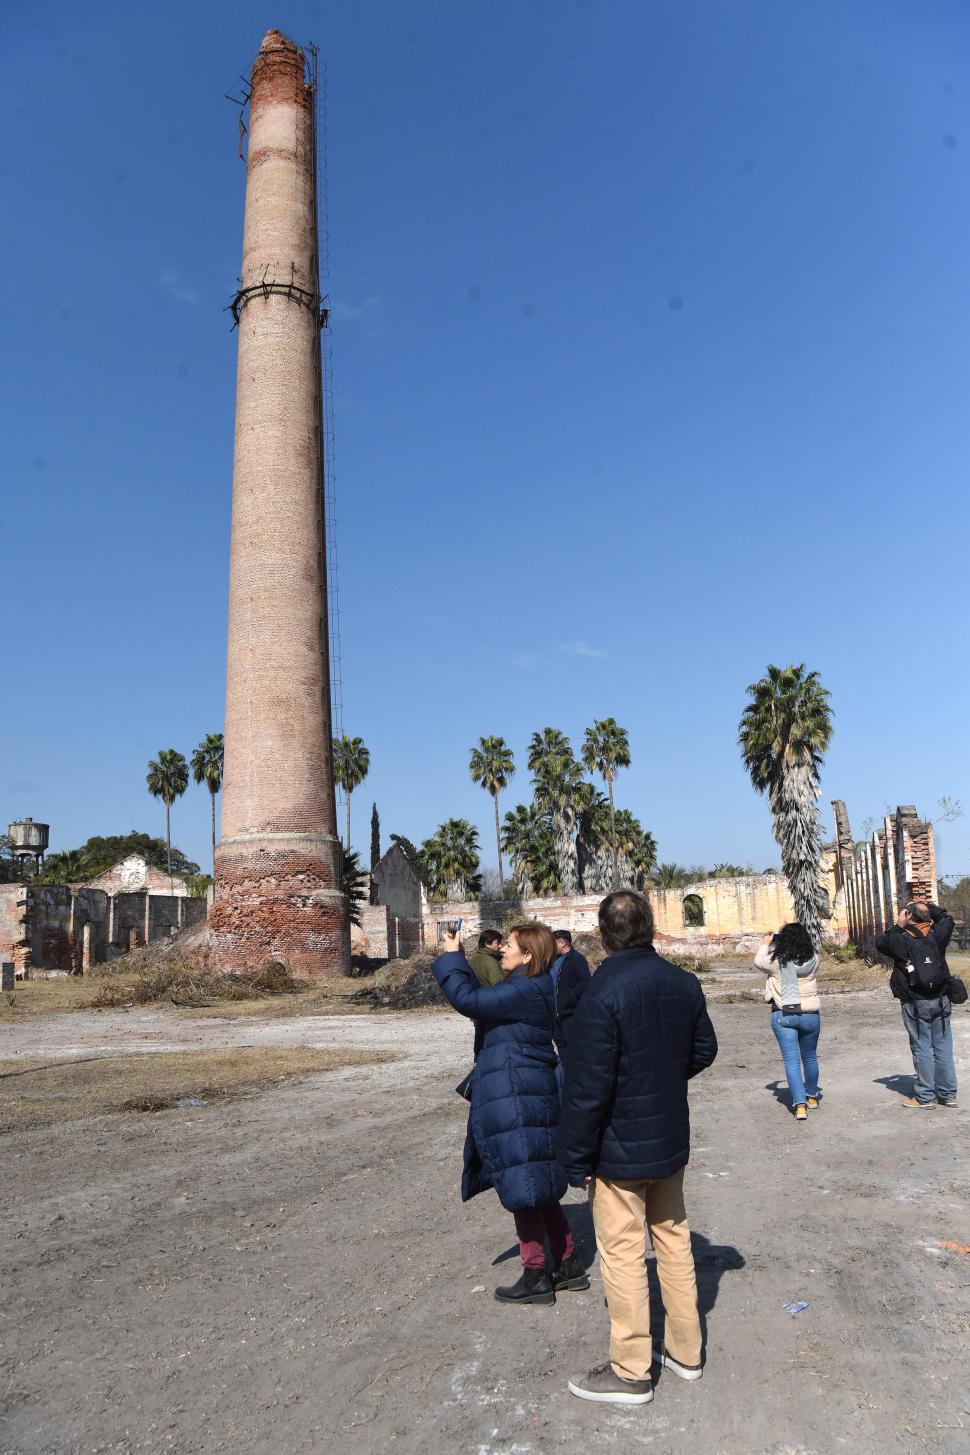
[1,994,968,1454]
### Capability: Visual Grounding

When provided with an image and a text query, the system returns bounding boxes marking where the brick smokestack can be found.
[210,29,348,976]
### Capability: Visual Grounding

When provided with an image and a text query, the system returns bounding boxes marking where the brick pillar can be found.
[210,30,348,977]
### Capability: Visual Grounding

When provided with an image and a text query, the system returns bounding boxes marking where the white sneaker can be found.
[653,1345,703,1381]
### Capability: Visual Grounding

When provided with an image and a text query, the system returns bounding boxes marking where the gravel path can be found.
[2,996,968,1454]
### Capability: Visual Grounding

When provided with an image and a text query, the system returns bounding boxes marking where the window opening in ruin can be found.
[683,893,704,927]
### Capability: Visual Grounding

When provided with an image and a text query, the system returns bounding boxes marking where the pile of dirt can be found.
[88,953,307,1009]
[349,951,446,1010]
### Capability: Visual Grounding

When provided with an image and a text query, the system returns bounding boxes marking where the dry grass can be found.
[0,954,371,1023]
[0,1046,393,1135]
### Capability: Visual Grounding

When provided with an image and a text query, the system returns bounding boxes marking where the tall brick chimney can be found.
[210,30,348,976]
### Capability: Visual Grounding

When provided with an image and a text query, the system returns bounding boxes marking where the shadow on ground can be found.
[873,1074,916,1099]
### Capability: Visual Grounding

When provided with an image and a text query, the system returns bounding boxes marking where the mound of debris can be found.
[350,951,446,1010]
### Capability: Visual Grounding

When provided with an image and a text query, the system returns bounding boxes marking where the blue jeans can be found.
[771,1010,821,1106]
[901,999,957,1103]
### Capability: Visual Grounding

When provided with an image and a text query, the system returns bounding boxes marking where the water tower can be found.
[7,817,49,876]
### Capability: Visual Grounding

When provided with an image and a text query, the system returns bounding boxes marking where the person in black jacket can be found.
[551,929,591,1057]
[559,891,718,1407]
[875,900,957,1108]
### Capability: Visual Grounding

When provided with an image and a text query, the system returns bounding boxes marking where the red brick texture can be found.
[214,29,348,975]
[210,837,348,978]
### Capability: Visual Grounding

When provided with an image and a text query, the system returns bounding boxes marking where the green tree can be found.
[653,862,691,890]
[469,736,516,893]
[614,810,657,891]
[421,819,481,900]
[527,728,585,894]
[332,735,370,850]
[739,663,834,947]
[39,848,89,883]
[190,732,224,876]
[369,803,381,904]
[342,845,368,929]
[501,805,560,897]
[146,749,190,885]
[34,832,201,885]
[582,718,632,889]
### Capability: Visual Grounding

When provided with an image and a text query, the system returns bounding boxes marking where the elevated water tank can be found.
[7,817,49,874]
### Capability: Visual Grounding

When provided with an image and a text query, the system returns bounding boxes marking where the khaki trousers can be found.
[589,1168,701,1382]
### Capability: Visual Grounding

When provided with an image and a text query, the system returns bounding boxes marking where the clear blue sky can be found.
[3,0,969,878]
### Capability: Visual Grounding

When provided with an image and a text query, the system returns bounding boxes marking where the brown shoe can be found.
[794,1103,808,1121]
[806,1096,819,1109]
[568,1362,654,1405]
[901,1096,934,1109]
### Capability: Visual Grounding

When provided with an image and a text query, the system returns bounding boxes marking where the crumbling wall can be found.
[0,883,28,973]
[417,868,848,958]
[1,885,208,972]
[830,801,937,949]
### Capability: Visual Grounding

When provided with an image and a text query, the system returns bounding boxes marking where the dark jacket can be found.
[557,944,718,1185]
[552,948,592,1056]
[432,951,566,1213]
[875,904,955,1002]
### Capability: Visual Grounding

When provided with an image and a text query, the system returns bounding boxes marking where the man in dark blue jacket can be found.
[559,891,718,1406]
[551,929,591,1056]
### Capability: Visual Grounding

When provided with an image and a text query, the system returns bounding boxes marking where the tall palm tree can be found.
[469,736,515,893]
[332,735,370,850]
[738,663,834,947]
[582,718,631,889]
[527,728,584,894]
[146,749,189,885]
[190,732,224,876]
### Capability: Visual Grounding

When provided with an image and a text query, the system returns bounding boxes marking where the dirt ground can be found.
[1,991,968,1455]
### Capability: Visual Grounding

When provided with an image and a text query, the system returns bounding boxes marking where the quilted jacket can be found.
[557,945,718,1184]
[432,951,567,1212]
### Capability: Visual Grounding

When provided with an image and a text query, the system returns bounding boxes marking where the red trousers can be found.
[513,1201,575,1269]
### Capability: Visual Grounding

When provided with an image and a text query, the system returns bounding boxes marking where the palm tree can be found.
[653,862,691,890]
[469,736,516,893]
[190,732,224,876]
[421,818,481,899]
[501,805,559,898]
[614,810,657,891]
[582,718,631,889]
[40,848,89,884]
[332,735,370,850]
[738,663,834,947]
[341,846,368,929]
[146,749,189,885]
[527,728,584,894]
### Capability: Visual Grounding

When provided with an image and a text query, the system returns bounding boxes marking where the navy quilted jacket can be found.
[557,945,717,1184]
[432,952,567,1213]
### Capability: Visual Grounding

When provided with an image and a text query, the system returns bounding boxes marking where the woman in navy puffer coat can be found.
[433,922,589,1306]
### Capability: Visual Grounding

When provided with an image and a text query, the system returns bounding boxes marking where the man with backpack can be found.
[875,900,958,1108]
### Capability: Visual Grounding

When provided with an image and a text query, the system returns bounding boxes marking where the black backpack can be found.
[905,933,948,998]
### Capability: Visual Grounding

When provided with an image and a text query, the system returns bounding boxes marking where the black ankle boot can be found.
[551,1252,590,1292]
[494,1266,556,1305]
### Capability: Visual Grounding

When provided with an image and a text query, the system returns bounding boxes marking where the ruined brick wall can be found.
[86,856,189,897]
[830,801,937,948]
[418,867,849,959]
[0,886,206,971]
[0,884,28,973]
